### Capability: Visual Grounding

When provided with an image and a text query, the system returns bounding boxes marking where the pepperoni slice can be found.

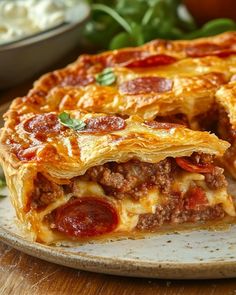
[126,54,177,68]
[119,77,173,95]
[61,73,94,87]
[23,113,64,141]
[106,50,147,66]
[54,197,119,238]
[176,157,214,173]
[185,186,208,210]
[185,43,235,58]
[104,50,177,68]
[144,121,183,129]
[84,116,126,133]
[17,146,38,161]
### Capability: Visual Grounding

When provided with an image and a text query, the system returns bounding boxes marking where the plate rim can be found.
[1,224,236,279]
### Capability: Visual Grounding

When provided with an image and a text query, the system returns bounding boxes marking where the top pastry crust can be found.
[11,32,236,127]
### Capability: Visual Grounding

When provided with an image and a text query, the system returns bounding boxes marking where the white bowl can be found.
[0,2,90,89]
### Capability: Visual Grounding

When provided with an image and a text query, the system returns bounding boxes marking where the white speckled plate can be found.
[1,103,236,279]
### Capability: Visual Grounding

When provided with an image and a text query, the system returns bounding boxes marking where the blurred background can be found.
[84,0,236,50]
[1,0,236,89]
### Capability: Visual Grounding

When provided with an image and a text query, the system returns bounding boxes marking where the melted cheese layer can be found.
[34,174,235,244]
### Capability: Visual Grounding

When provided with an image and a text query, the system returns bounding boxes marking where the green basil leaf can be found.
[58,112,86,131]
[96,68,116,85]
[0,194,7,199]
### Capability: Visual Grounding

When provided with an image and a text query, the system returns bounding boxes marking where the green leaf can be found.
[109,32,136,49]
[92,4,132,34]
[96,68,117,85]
[0,178,6,188]
[58,112,86,131]
[116,0,148,23]
[0,194,7,199]
[142,7,154,26]
[130,22,144,46]
[201,18,236,36]
[184,18,236,39]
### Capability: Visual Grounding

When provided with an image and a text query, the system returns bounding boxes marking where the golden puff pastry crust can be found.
[1,111,229,183]
[33,72,226,122]
[9,32,236,131]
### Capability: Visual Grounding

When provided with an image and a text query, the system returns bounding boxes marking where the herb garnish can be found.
[84,1,236,50]
[58,112,86,131]
[96,68,116,86]
[0,194,7,199]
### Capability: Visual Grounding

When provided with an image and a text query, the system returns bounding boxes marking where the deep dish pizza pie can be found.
[1,32,236,244]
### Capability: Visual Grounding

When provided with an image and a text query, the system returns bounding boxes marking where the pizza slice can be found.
[0,109,234,244]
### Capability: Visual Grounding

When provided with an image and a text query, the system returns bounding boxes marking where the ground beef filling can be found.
[32,154,226,215]
[216,108,236,165]
[83,159,177,200]
[189,152,226,190]
[83,155,226,199]
[30,173,63,209]
[190,152,213,165]
[205,167,227,189]
[196,104,219,133]
[155,113,190,127]
[217,108,236,144]
[136,202,224,231]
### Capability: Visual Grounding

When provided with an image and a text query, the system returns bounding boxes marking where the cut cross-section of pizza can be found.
[0,110,234,244]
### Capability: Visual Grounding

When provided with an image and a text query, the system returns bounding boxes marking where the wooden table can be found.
[1,242,236,295]
[1,58,236,295]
